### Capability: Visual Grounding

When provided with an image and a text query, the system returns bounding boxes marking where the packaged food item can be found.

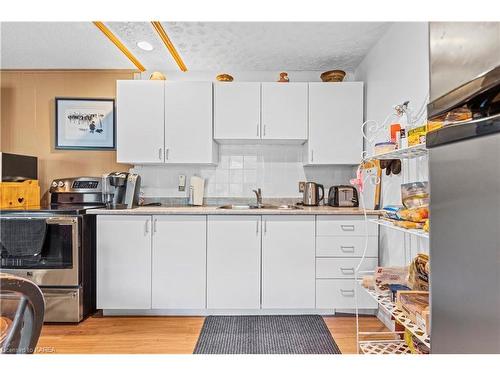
[405,330,430,354]
[389,284,411,302]
[426,120,443,133]
[390,123,401,143]
[443,106,472,126]
[408,124,427,146]
[396,291,429,323]
[401,181,429,209]
[374,266,408,295]
[394,220,424,229]
[397,207,429,223]
[416,307,430,336]
[407,253,430,291]
[423,219,429,232]
[362,275,375,290]
[374,141,397,155]
[382,205,404,220]
[399,128,408,148]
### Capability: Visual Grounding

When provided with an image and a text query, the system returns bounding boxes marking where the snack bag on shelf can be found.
[423,219,429,232]
[408,253,430,291]
[394,220,424,229]
[397,207,429,223]
[374,266,409,295]
[382,205,404,220]
[405,330,430,354]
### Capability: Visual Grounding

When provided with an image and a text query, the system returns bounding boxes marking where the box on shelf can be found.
[396,290,429,325]
[0,180,40,209]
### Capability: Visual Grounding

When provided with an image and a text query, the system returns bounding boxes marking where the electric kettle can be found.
[302,182,325,206]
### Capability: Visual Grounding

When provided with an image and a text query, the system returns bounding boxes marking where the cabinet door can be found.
[164,82,217,163]
[261,83,308,140]
[116,80,165,163]
[307,82,363,164]
[151,215,206,309]
[207,216,261,309]
[214,82,261,140]
[261,215,315,308]
[96,215,152,309]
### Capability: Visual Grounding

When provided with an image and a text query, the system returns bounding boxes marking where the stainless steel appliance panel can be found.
[42,287,83,323]
[429,130,500,353]
[430,22,500,101]
[1,216,80,286]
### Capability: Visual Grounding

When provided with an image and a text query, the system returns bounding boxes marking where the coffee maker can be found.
[102,172,141,209]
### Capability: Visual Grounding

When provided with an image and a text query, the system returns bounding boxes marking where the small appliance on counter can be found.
[102,172,141,209]
[328,185,359,207]
[300,181,325,206]
[188,176,205,206]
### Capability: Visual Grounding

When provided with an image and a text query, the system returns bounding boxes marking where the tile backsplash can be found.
[132,144,356,199]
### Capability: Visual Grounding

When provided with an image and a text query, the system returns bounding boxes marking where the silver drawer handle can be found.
[341,225,355,231]
[340,245,355,253]
[340,289,355,296]
[158,148,162,160]
[340,267,355,275]
[43,292,77,299]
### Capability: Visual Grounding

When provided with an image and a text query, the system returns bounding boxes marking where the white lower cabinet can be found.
[316,279,377,309]
[97,214,379,314]
[97,215,152,309]
[151,216,206,309]
[261,216,315,309]
[207,216,261,309]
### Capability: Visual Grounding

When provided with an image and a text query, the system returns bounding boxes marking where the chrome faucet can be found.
[252,188,262,208]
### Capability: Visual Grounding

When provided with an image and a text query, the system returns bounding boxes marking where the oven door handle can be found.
[45,217,78,225]
[43,291,78,299]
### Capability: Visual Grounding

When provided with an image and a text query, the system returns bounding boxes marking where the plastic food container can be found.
[374,141,397,155]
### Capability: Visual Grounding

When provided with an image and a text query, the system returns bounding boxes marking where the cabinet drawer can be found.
[316,279,377,309]
[316,236,378,257]
[317,216,378,236]
[316,257,378,279]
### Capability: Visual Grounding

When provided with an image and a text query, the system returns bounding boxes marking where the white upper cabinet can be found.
[306,82,363,165]
[116,80,216,164]
[164,82,217,164]
[261,83,308,141]
[214,82,261,140]
[261,215,315,309]
[117,80,165,164]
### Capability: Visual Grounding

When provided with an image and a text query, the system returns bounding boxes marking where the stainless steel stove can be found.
[0,177,105,322]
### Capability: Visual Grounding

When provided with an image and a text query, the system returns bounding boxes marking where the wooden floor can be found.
[36,314,388,354]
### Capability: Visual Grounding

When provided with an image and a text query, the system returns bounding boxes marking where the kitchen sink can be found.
[217,204,259,210]
[217,204,303,210]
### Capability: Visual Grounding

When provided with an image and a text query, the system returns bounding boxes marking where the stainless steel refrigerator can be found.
[427,24,500,352]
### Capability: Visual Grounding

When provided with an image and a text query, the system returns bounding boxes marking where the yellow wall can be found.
[0,70,134,203]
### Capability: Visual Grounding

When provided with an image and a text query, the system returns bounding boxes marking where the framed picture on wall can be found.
[55,97,115,150]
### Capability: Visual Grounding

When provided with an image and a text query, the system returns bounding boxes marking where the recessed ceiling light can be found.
[137,41,154,51]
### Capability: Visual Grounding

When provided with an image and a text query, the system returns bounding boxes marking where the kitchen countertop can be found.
[89,206,380,216]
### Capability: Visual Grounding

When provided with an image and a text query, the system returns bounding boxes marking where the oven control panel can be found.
[50,177,102,193]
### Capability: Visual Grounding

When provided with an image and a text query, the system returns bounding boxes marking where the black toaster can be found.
[328,185,359,207]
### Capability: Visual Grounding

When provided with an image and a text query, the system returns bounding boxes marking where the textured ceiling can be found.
[0,22,134,69]
[1,22,391,72]
[161,22,391,71]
